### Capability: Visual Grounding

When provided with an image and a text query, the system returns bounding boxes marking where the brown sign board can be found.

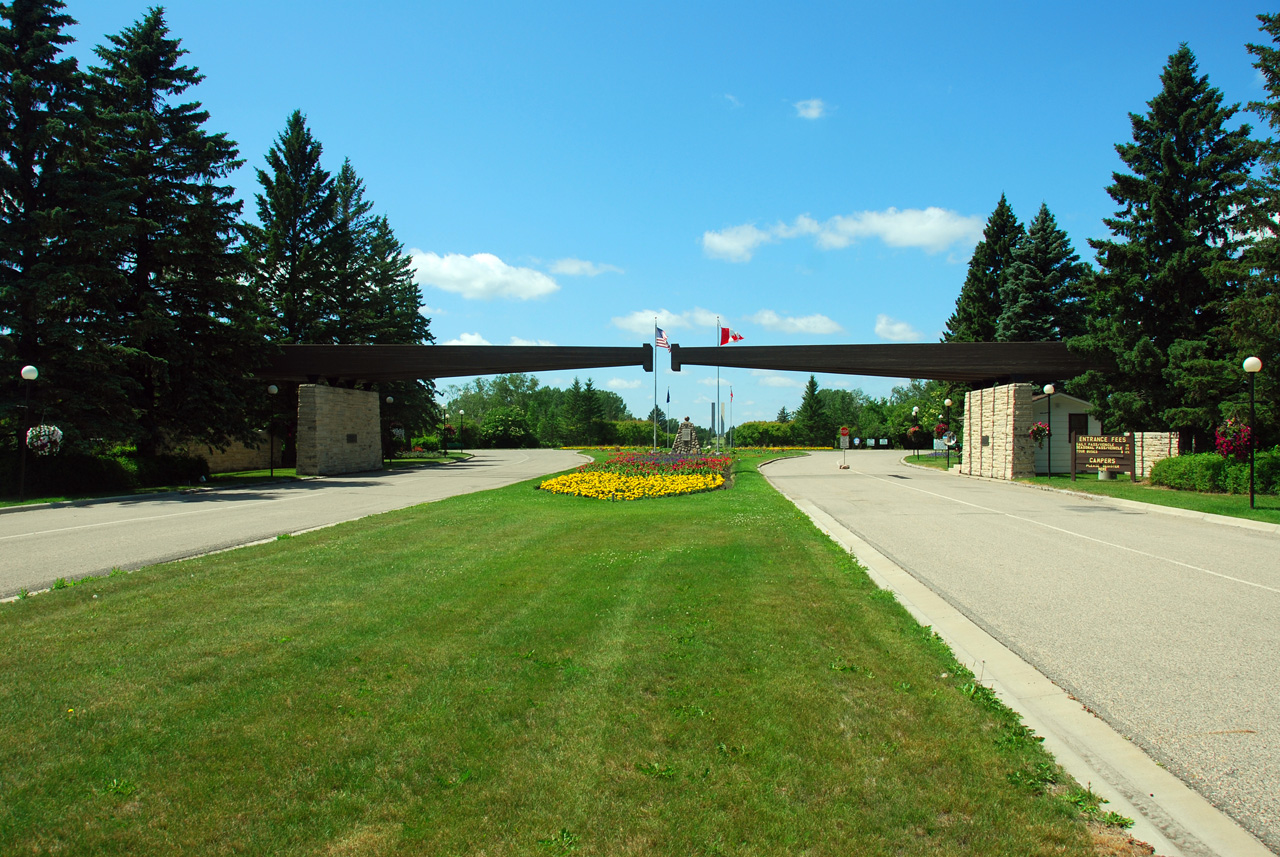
[1071,435,1135,480]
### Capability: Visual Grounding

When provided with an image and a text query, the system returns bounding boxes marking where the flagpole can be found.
[653,318,659,451]
[715,316,721,454]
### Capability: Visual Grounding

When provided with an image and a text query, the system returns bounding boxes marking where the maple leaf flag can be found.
[719,327,744,346]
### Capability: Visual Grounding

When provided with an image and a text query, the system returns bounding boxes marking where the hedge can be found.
[1149,450,1280,495]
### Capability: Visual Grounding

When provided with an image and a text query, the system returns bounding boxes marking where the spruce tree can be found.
[0,0,118,448]
[87,8,261,455]
[943,194,1023,342]
[792,375,830,445]
[250,110,336,344]
[1236,14,1280,443]
[1071,45,1259,438]
[996,203,1089,342]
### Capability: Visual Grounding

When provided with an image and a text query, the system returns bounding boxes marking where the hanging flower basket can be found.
[1028,422,1051,448]
[1214,418,1252,462]
[933,421,948,439]
[26,424,64,456]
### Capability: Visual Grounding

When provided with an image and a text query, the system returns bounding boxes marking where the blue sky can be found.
[68,1,1273,425]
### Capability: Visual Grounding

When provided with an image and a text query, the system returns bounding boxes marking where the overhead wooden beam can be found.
[262,343,654,384]
[668,342,1104,384]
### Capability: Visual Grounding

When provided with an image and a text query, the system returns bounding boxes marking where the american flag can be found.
[655,327,669,350]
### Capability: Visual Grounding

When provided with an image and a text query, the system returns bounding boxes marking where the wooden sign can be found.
[1071,435,1135,480]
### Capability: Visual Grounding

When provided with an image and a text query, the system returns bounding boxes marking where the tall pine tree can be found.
[88,8,261,455]
[0,0,116,449]
[943,194,1023,342]
[996,203,1089,342]
[250,110,336,344]
[1071,45,1259,439]
[1236,14,1280,444]
[792,375,831,445]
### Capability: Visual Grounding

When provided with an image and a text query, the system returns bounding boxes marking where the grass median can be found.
[1,454,1122,855]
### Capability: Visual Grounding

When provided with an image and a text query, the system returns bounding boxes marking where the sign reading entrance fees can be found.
[1071,435,1135,481]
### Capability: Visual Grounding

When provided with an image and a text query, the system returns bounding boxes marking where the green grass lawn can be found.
[1020,474,1280,525]
[1,454,1116,855]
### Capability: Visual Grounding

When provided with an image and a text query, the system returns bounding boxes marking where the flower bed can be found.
[540,452,729,500]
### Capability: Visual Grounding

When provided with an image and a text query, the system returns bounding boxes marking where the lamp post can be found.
[1244,356,1262,509]
[267,384,279,478]
[911,406,919,454]
[16,365,38,501]
[944,398,953,469]
[384,396,394,466]
[1043,384,1055,478]
[458,409,465,456]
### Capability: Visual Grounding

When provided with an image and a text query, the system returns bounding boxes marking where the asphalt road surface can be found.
[762,450,1279,855]
[0,448,585,599]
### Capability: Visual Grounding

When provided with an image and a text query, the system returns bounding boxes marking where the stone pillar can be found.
[959,382,1034,480]
[295,385,382,476]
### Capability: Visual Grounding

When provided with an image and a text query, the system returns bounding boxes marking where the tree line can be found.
[944,35,1278,451]
[0,1,434,484]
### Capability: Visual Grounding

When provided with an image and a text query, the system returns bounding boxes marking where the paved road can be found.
[0,448,585,598]
[762,451,1279,854]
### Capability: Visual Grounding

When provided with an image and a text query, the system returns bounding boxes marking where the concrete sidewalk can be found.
[763,451,1277,857]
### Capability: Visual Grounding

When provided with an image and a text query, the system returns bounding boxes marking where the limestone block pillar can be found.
[295,385,382,476]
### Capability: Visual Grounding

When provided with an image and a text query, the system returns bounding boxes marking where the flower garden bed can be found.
[540,451,732,500]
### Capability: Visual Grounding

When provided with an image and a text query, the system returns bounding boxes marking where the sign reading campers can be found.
[1071,434,1135,480]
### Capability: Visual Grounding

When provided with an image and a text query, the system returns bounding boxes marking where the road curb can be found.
[763,463,1274,857]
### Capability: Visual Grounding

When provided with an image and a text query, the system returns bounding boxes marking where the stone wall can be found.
[1133,431,1179,479]
[960,382,1035,480]
[296,385,382,476]
[198,431,281,474]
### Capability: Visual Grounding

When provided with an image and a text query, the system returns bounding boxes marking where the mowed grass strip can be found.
[1,456,1100,856]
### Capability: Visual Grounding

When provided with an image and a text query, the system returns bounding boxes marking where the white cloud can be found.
[701,223,774,262]
[725,93,743,108]
[749,310,842,335]
[814,208,983,253]
[794,98,827,119]
[508,336,556,346]
[751,370,805,388]
[443,332,492,345]
[607,378,644,390]
[611,307,723,335]
[703,207,983,262]
[549,258,623,277]
[411,250,559,300]
[874,314,925,343]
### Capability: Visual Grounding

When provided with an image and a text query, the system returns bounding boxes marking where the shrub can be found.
[1150,450,1280,495]
[134,453,210,487]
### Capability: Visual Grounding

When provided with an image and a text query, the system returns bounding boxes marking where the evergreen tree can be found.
[250,110,336,344]
[775,406,790,422]
[792,375,831,445]
[1235,14,1280,443]
[943,194,1023,342]
[87,8,261,454]
[318,157,377,343]
[0,0,117,448]
[1071,45,1259,438]
[996,203,1089,342]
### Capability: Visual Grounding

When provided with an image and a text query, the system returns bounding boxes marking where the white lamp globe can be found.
[1243,356,1262,374]
[20,365,38,381]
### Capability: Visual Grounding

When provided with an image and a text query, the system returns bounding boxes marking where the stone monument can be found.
[672,417,701,456]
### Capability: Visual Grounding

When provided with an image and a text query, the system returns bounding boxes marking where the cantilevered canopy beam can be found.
[669,342,1103,385]
[263,343,653,385]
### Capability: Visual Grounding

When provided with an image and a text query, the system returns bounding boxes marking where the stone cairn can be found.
[671,417,701,456]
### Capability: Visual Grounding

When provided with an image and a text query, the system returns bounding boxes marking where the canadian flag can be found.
[719,327,744,345]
